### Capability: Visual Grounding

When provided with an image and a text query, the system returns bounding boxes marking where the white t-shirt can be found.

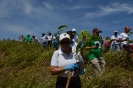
[47,36,52,41]
[119,32,129,45]
[111,35,120,44]
[73,35,78,43]
[50,47,84,77]
[70,40,78,50]
[40,36,47,42]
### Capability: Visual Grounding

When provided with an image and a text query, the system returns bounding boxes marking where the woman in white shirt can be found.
[50,33,85,88]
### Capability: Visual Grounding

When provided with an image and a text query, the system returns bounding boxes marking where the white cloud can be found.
[43,2,53,11]
[21,1,33,15]
[2,24,33,35]
[84,2,133,19]
[63,5,91,10]
[0,0,15,18]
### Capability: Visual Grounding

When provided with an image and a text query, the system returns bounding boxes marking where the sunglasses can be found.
[60,41,71,45]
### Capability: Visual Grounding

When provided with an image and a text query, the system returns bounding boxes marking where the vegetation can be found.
[0,40,133,88]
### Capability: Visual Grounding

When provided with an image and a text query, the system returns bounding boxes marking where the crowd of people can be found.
[50,26,132,88]
[103,26,133,56]
[18,28,79,50]
[19,26,132,88]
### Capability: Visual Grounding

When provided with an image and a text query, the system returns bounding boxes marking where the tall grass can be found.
[0,40,133,88]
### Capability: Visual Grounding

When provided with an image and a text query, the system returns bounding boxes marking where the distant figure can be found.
[110,30,121,52]
[104,37,111,52]
[24,34,32,43]
[53,33,59,42]
[52,33,59,50]
[119,26,132,57]
[32,35,39,42]
[18,35,24,42]
[40,33,47,49]
[72,28,78,43]
[67,31,77,50]
[52,36,59,50]
[47,32,52,47]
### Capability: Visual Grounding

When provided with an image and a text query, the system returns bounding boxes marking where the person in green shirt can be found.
[24,34,32,43]
[86,28,105,77]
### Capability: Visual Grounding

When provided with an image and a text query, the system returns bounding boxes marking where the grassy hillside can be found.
[0,40,133,88]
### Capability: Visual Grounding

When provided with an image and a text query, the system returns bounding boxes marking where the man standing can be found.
[24,34,32,43]
[47,32,53,47]
[72,28,78,43]
[119,26,132,56]
[110,30,121,52]
[40,33,47,49]
[86,28,105,77]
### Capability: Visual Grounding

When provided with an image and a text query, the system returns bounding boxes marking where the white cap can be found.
[59,33,71,41]
[72,28,76,31]
[114,30,118,32]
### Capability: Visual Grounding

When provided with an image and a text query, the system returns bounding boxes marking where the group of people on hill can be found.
[18,32,59,50]
[19,34,39,43]
[103,26,133,56]
[19,26,132,88]
[50,26,132,88]
[50,28,104,88]
[18,28,79,51]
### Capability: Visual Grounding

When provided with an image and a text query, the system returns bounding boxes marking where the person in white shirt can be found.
[32,35,39,42]
[52,34,59,50]
[50,33,85,88]
[18,35,24,42]
[110,30,121,51]
[67,31,77,50]
[40,33,47,49]
[72,28,78,43]
[119,26,132,54]
[47,32,53,47]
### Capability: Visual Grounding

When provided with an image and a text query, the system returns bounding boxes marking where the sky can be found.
[0,0,133,40]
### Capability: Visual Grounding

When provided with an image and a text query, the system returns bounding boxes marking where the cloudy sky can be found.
[0,0,133,40]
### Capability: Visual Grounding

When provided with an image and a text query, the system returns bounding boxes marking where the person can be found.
[32,35,39,42]
[47,32,53,47]
[40,33,47,49]
[86,28,105,76]
[72,28,78,43]
[104,37,111,52]
[119,26,132,57]
[18,35,24,42]
[110,30,121,52]
[52,36,59,50]
[67,31,77,50]
[24,34,32,43]
[50,33,85,88]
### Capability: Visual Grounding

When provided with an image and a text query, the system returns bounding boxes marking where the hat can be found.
[59,33,71,41]
[114,30,118,33]
[93,28,102,33]
[72,28,76,31]
[42,33,45,35]
[125,26,132,31]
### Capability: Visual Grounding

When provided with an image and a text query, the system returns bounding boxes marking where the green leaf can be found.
[58,24,68,30]
[76,30,92,53]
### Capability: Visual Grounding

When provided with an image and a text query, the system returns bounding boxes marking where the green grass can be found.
[0,40,133,88]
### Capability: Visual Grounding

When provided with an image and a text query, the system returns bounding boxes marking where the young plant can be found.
[57,24,68,35]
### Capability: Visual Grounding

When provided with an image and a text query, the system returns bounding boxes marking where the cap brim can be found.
[99,31,102,33]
